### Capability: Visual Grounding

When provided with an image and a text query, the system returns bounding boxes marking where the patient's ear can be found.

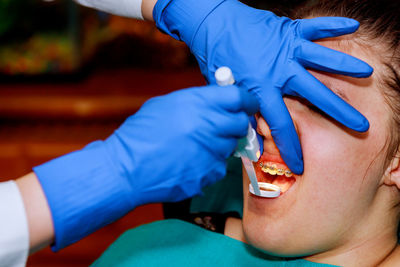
[384,150,400,189]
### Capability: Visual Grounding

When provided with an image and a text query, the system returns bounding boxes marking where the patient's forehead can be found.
[315,34,383,70]
[315,35,357,53]
[314,35,383,92]
[315,34,375,59]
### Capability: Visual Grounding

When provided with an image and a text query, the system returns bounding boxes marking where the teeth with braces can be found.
[259,162,293,177]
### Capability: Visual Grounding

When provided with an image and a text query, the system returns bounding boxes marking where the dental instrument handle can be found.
[215,67,260,162]
[215,66,261,196]
[215,66,235,86]
[242,157,261,195]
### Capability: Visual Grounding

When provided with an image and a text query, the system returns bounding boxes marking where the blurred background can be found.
[0,0,306,265]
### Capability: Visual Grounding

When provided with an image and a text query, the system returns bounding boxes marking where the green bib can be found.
[92,219,336,267]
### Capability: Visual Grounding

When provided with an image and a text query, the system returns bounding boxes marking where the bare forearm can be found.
[142,0,158,21]
[74,0,158,21]
[16,173,54,254]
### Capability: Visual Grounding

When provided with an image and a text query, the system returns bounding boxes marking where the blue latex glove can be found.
[153,0,373,174]
[33,84,258,251]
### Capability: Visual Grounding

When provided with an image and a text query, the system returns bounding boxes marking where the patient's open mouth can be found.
[253,159,296,194]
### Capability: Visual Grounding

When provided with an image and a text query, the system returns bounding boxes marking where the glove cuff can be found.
[153,0,225,47]
[33,141,134,251]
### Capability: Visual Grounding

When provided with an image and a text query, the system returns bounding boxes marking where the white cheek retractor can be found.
[249,183,280,198]
[215,66,281,198]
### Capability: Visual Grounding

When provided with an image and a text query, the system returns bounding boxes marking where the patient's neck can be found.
[224,217,246,243]
[224,217,399,266]
[380,245,400,266]
[305,187,400,267]
[222,188,400,266]
[304,229,398,267]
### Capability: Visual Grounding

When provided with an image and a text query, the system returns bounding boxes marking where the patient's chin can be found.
[241,214,319,258]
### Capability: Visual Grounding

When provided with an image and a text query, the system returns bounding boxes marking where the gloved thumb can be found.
[205,85,259,115]
[238,87,259,116]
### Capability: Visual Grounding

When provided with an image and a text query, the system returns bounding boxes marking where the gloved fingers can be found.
[238,87,260,115]
[200,161,227,188]
[287,66,369,132]
[297,17,360,41]
[259,91,303,174]
[295,41,373,78]
[216,110,250,138]
[204,85,259,115]
[215,136,240,160]
[249,116,264,155]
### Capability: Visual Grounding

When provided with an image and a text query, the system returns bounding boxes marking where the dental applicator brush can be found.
[215,67,281,198]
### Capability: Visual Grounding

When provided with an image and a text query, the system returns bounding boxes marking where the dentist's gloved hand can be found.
[33,84,258,251]
[153,0,373,174]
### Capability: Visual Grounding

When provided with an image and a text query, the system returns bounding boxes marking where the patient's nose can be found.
[256,112,300,158]
[256,114,280,156]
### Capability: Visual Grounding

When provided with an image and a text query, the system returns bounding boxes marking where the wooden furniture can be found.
[0,68,204,266]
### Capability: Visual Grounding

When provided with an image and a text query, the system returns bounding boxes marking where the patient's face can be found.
[242,38,393,257]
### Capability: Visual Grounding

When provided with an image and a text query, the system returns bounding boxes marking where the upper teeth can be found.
[259,162,293,177]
